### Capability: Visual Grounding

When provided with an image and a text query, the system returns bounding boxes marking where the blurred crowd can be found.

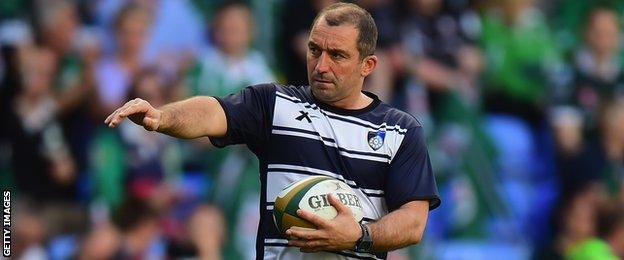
[1,0,624,259]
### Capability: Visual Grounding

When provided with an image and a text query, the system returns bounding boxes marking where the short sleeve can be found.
[385,127,440,211]
[209,84,276,153]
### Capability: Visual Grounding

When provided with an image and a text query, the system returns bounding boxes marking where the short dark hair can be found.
[311,3,378,60]
[112,197,158,232]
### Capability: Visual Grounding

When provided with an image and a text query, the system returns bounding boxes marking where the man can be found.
[191,1,275,97]
[105,3,439,259]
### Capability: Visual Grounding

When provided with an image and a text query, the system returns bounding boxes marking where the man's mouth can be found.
[313,78,333,84]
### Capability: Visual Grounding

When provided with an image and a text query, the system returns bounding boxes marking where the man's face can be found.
[47,5,77,54]
[307,20,366,103]
[587,11,620,57]
[117,11,150,56]
[215,7,252,56]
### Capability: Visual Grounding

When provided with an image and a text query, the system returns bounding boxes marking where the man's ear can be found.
[361,55,378,77]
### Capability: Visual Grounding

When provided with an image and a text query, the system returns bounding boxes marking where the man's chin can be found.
[311,85,335,102]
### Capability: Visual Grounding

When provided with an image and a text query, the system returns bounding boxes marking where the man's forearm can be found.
[157,96,227,139]
[367,200,429,252]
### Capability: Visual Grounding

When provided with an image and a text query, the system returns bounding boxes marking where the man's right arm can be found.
[104,96,227,139]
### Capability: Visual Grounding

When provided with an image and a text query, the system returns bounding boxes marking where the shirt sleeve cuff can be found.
[389,195,441,212]
[208,96,231,148]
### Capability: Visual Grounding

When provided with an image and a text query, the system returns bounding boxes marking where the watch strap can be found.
[354,222,373,253]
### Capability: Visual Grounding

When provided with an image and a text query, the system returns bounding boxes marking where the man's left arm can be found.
[366,125,439,251]
[286,195,429,252]
[367,200,429,251]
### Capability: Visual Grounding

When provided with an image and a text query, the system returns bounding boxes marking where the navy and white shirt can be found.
[210,83,440,260]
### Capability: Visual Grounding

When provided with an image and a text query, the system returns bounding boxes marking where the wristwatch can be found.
[354,223,373,253]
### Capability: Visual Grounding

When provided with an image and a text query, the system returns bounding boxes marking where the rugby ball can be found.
[273,176,364,235]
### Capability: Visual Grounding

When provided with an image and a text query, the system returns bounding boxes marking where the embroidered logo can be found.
[367,130,386,151]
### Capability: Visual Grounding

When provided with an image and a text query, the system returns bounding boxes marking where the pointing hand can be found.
[104,98,162,131]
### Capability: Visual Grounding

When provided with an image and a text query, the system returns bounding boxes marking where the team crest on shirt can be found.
[367,130,386,151]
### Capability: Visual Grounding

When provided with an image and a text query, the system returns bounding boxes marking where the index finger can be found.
[105,107,125,127]
[104,107,121,124]
[108,103,149,127]
[296,209,329,228]
[286,226,323,240]
[327,193,352,215]
[105,99,138,125]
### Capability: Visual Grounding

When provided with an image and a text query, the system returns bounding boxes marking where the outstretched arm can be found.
[104,96,227,139]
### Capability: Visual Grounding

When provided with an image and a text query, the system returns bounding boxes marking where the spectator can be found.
[12,202,47,259]
[399,0,482,129]
[180,1,274,184]
[566,8,623,138]
[565,203,624,260]
[94,3,151,115]
[120,68,180,199]
[5,46,76,200]
[89,4,152,209]
[77,223,121,260]
[595,101,624,197]
[187,2,274,97]
[549,0,624,57]
[143,0,205,74]
[188,205,226,259]
[37,0,99,178]
[112,197,162,259]
[546,183,605,259]
[401,0,481,92]
[556,100,624,199]
[37,0,89,115]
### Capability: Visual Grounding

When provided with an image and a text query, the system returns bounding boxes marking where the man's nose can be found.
[315,52,331,74]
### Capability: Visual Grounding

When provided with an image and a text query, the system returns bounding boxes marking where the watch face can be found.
[355,242,372,253]
[355,224,373,252]
[360,240,373,251]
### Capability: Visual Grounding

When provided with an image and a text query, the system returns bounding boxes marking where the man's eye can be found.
[331,53,343,59]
